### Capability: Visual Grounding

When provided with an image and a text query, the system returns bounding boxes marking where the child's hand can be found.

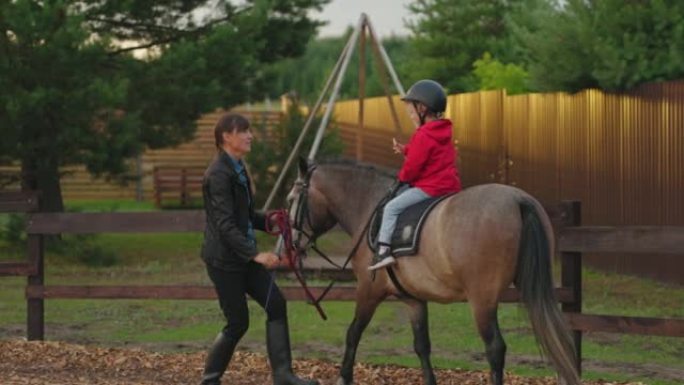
[392,138,405,154]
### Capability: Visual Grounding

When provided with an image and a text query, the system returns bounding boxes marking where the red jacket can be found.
[398,119,461,197]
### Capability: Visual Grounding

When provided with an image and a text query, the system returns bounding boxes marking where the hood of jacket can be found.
[420,119,452,144]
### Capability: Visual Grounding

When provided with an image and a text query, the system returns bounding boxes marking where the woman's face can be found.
[223,129,253,158]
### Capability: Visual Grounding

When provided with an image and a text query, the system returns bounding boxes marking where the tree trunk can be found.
[21,153,64,213]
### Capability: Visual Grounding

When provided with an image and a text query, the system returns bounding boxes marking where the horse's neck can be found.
[318,167,390,236]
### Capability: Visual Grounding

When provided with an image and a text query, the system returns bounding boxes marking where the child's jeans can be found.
[377,186,431,246]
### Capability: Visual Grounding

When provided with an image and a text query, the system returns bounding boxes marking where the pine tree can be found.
[0,0,328,212]
[406,0,524,92]
[512,0,684,91]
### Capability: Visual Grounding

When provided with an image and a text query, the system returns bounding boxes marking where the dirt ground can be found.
[0,340,647,385]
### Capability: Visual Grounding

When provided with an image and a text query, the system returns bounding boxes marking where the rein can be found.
[265,209,328,320]
[265,207,372,321]
[266,166,400,320]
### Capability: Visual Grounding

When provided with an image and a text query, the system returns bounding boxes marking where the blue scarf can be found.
[228,155,256,247]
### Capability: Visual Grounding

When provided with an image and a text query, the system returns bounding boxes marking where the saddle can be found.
[367,184,455,257]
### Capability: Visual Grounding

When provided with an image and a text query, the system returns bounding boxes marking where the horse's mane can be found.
[316,157,396,180]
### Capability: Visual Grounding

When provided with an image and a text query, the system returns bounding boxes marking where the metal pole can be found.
[261,25,357,211]
[365,18,406,96]
[357,23,366,161]
[307,14,365,161]
[367,26,404,135]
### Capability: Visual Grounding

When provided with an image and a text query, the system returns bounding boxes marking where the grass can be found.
[66,199,158,212]
[0,199,682,384]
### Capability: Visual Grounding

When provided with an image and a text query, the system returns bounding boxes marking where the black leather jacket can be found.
[201,151,266,272]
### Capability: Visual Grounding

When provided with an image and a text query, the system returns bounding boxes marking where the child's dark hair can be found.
[214,113,250,151]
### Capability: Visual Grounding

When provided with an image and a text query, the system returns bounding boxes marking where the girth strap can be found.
[386,266,418,300]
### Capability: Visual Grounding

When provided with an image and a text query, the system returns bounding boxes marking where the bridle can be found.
[290,164,364,271]
[266,164,335,320]
[290,164,321,255]
[270,164,376,320]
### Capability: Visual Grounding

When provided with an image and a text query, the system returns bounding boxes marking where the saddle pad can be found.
[368,193,454,257]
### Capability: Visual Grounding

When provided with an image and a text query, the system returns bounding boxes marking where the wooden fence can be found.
[152,166,205,207]
[1,191,682,375]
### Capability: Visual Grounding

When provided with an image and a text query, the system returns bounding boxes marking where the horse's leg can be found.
[471,302,506,385]
[405,299,437,385]
[336,294,384,385]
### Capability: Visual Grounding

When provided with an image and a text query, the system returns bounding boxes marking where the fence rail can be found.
[153,166,205,208]
[23,284,575,303]
[0,261,36,277]
[565,313,683,337]
[558,227,684,254]
[1,191,683,375]
[0,191,39,212]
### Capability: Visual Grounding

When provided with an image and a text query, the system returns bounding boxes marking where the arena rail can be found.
[1,192,682,375]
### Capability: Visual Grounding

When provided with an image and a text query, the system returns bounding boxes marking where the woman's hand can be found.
[254,252,280,269]
[392,138,405,154]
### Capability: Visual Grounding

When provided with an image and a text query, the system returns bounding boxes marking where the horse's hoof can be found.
[335,377,352,385]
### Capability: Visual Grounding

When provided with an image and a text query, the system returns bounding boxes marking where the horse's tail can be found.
[515,199,580,385]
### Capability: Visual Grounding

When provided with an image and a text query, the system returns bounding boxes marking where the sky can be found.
[312,0,414,38]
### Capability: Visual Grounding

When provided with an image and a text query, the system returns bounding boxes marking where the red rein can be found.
[265,209,327,320]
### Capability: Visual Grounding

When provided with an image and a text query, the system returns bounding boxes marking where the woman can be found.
[369,79,462,270]
[200,113,319,385]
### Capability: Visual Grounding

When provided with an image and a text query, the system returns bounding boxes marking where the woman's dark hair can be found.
[214,113,250,150]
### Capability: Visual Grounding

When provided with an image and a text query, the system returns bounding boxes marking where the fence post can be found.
[26,233,45,340]
[181,167,188,206]
[135,153,144,202]
[560,200,582,375]
[153,167,161,208]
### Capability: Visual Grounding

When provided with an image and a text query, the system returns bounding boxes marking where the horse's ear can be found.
[298,156,309,177]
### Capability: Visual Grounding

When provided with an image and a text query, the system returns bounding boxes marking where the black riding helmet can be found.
[401,79,447,126]
[401,79,447,113]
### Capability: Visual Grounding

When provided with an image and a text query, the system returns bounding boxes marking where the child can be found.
[369,79,462,270]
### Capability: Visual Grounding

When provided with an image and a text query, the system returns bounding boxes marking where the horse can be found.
[286,158,580,385]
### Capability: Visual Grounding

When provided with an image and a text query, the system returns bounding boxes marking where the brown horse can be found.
[287,159,580,385]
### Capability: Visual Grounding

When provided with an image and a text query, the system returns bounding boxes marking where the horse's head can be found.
[286,157,338,247]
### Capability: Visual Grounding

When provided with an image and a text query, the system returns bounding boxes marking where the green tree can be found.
[0,0,328,212]
[512,0,684,91]
[472,52,529,94]
[406,0,524,92]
